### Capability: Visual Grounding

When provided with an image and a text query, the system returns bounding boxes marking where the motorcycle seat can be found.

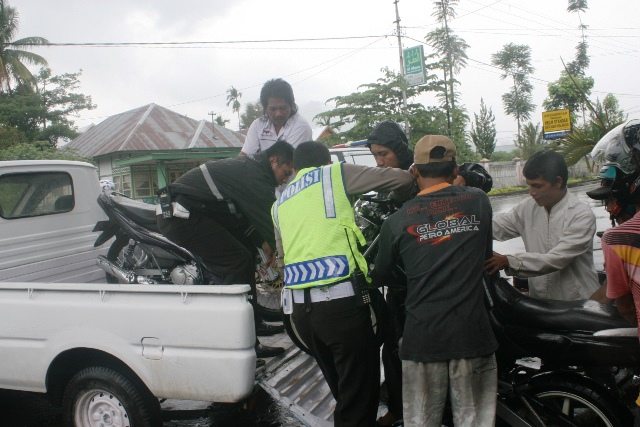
[488,277,631,333]
[110,194,160,231]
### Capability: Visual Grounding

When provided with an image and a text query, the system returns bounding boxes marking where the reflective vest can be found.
[272,163,368,290]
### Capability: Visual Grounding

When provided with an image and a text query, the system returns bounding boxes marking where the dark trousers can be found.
[381,289,406,419]
[157,212,260,319]
[292,296,380,427]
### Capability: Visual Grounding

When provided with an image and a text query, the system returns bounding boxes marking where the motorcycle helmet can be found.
[458,162,493,193]
[589,120,640,225]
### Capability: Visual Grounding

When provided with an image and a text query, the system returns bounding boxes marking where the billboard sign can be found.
[403,45,426,86]
[542,109,571,140]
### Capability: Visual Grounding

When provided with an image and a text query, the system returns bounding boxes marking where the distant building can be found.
[67,103,245,202]
[312,126,335,141]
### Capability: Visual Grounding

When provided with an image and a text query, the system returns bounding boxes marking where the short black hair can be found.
[294,141,330,170]
[260,78,298,115]
[415,161,457,178]
[265,140,294,166]
[523,150,568,188]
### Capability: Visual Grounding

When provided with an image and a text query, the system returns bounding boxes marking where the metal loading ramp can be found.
[257,346,335,427]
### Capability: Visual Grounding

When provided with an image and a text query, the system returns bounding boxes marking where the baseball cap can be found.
[414,135,456,164]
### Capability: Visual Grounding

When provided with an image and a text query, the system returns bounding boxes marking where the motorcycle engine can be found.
[169,264,200,285]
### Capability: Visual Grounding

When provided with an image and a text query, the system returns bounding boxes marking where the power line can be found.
[4,34,390,48]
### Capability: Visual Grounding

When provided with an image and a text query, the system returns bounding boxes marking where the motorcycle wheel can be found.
[254,275,284,321]
[525,376,633,427]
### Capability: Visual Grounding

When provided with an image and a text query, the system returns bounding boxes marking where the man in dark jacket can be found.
[157,140,294,358]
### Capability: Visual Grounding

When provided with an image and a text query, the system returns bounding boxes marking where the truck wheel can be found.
[62,365,162,427]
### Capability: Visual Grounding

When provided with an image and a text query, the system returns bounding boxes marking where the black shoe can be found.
[256,321,285,336]
[255,343,285,358]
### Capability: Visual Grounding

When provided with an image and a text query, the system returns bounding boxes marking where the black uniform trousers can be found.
[292,295,380,427]
[381,288,406,420]
[157,211,259,314]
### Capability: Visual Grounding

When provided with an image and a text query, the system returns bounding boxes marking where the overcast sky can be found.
[11,0,640,146]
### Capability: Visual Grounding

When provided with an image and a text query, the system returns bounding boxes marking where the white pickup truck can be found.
[0,160,256,426]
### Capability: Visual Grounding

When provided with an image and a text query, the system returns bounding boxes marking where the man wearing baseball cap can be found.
[374,135,497,426]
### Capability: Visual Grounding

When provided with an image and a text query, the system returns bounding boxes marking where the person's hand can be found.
[261,242,275,267]
[453,175,467,186]
[484,251,510,275]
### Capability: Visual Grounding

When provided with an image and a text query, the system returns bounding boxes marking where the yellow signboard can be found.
[542,109,571,135]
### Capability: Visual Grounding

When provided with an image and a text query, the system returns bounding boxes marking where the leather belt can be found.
[292,281,354,303]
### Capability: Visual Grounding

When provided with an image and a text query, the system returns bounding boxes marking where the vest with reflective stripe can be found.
[272,163,368,290]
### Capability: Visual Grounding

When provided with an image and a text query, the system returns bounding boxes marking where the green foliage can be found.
[517,122,547,159]
[490,150,519,162]
[543,70,594,123]
[591,94,626,128]
[0,140,92,162]
[469,98,497,159]
[0,125,26,149]
[214,115,230,127]
[0,68,95,147]
[240,100,262,129]
[425,0,469,143]
[0,1,48,93]
[491,43,536,141]
[226,86,242,130]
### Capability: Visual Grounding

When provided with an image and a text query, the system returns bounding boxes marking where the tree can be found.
[0,140,90,161]
[591,94,626,128]
[543,71,593,123]
[214,115,229,127]
[226,86,242,131]
[0,68,96,147]
[491,43,535,142]
[517,122,546,160]
[425,0,469,140]
[314,68,444,144]
[0,1,48,93]
[468,98,497,159]
[566,0,590,76]
[239,100,262,130]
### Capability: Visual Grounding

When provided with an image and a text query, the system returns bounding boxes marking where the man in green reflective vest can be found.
[272,141,414,427]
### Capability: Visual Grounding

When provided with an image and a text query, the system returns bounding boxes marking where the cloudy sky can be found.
[11,0,640,146]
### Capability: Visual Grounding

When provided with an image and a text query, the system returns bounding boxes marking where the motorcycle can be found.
[284,195,640,426]
[92,190,283,320]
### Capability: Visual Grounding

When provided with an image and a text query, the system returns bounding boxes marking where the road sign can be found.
[542,109,571,140]
[403,45,426,86]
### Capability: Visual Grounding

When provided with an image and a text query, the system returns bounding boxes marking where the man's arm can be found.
[502,208,596,277]
[373,220,398,286]
[492,207,524,242]
[284,114,312,148]
[341,163,414,197]
[239,119,261,155]
[604,234,636,323]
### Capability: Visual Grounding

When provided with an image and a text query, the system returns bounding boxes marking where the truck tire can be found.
[62,365,162,427]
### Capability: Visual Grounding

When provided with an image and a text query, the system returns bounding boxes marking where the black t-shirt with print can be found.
[375,184,497,362]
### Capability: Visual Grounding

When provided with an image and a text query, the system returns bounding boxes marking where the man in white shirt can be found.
[240,78,312,155]
[484,150,599,301]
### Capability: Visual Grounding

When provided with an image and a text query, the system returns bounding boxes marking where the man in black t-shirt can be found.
[375,135,497,426]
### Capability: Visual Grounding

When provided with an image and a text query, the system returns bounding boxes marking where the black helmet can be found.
[458,162,493,193]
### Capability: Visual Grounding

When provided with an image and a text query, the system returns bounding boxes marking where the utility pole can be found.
[394,0,410,140]
[208,111,215,127]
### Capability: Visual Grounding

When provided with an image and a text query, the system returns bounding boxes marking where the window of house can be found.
[113,174,132,197]
[132,171,159,198]
[0,172,74,219]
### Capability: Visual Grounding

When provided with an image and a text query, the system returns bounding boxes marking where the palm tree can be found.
[0,1,48,93]
[214,115,230,127]
[226,86,242,131]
